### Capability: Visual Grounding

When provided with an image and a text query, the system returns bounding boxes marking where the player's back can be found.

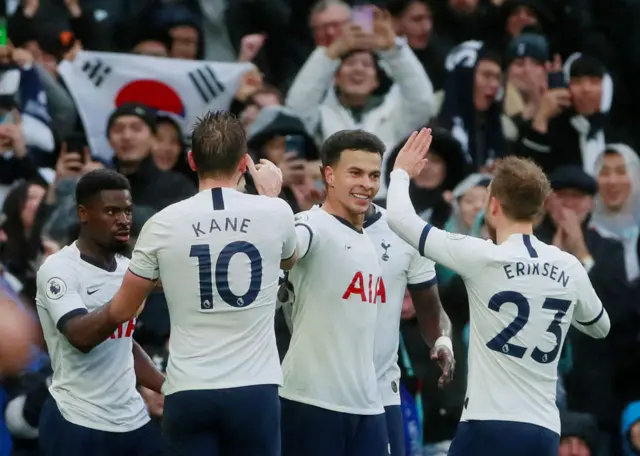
[281,208,385,415]
[463,234,603,433]
[145,188,295,394]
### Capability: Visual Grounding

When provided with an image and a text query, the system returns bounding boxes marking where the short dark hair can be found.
[320,130,385,168]
[490,156,551,222]
[387,0,428,18]
[76,169,131,206]
[477,48,504,69]
[190,111,247,178]
[569,54,605,80]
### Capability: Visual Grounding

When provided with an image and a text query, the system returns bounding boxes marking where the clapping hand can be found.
[393,128,433,179]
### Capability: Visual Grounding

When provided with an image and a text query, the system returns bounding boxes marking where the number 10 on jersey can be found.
[190,242,263,310]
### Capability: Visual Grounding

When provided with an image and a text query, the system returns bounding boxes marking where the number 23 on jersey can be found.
[486,290,571,364]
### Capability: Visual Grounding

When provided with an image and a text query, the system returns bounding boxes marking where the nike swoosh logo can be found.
[87,289,99,295]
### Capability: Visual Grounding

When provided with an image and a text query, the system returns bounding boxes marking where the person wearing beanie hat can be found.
[504,26,552,121]
[106,102,195,213]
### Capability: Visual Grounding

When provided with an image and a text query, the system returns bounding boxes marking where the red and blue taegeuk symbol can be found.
[114,80,185,117]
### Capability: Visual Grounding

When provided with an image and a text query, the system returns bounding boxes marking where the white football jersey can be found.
[280,207,385,415]
[129,188,296,395]
[365,205,436,406]
[386,169,610,434]
[36,243,149,432]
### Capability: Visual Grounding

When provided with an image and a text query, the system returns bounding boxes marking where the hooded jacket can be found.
[590,144,640,282]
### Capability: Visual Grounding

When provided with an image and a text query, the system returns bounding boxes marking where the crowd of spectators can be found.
[1,0,640,455]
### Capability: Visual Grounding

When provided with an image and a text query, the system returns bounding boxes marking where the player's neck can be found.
[496,222,534,245]
[198,177,239,192]
[76,236,116,268]
[322,200,365,231]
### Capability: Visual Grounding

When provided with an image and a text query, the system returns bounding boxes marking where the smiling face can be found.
[597,152,632,211]
[324,149,381,217]
[459,185,488,228]
[335,51,379,100]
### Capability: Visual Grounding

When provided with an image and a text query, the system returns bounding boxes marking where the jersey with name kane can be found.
[128,188,296,395]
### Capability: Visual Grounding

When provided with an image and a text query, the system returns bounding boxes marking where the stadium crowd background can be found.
[0,0,639,455]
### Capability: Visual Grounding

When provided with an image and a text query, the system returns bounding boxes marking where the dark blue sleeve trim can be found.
[418,224,432,256]
[128,268,156,281]
[407,276,438,291]
[295,223,313,255]
[56,308,88,333]
[576,306,604,326]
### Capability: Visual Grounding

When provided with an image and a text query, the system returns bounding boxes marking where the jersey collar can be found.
[363,204,383,229]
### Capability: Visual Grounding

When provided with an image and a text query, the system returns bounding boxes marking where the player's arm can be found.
[410,285,452,347]
[65,218,162,341]
[292,212,317,261]
[107,217,163,324]
[279,200,298,270]
[386,169,490,277]
[407,253,454,386]
[132,341,164,394]
[37,263,118,353]
[571,265,610,338]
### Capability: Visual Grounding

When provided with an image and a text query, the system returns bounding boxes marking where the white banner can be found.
[59,51,251,161]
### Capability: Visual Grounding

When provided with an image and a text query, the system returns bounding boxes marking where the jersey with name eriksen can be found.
[280,207,385,415]
[365,206,436,407]
[35,243,148,433]
[129,188,297,395]
[422,231,604,434]
[386,169,608,435]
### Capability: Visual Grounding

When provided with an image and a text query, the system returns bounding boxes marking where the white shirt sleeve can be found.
[386,169,492,277]
[278,200,297,260]
[406,250,437,290]
[37,259,86,330]
[571,264,610,338]
[129,216,161,281]
[293,212,317,260]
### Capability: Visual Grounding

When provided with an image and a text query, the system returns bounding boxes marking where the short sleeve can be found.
[573,264,605,326]
[278,200,297,260]
[36,259,86,330]
[406,250,437,290]
[293,211,318,259]
[129,216,161,281]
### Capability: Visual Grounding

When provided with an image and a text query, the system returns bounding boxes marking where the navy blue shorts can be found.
[162,384,280,456]
[38,398,162,456]
[281,398,389,456]
[385,406,405,456]
[448,420,560,456]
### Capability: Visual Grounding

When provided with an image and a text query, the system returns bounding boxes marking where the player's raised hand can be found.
[431,345,455,388]
[393,128,432,179]
[246,154,283,198]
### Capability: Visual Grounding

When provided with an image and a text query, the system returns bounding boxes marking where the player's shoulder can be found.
[115,254,130,272]
[234,191,293,216]
[293,206,324,226]
[37,244,79,279]
[535,238,583,268]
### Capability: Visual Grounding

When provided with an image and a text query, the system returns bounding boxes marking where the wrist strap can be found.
[434,336,453,352]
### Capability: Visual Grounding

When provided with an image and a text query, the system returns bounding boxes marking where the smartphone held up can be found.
[351,4,374,33]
